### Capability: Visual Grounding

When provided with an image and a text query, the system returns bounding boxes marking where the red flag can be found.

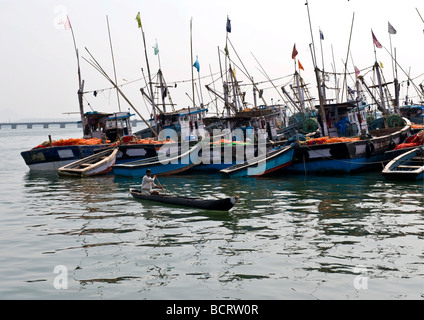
[292,44,298,59]
[298,60,304,71]
[371,30,382,48]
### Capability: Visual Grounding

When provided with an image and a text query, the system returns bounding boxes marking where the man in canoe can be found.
[141,169,163,195]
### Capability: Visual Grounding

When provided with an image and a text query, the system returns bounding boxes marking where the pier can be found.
[0,120,145,129]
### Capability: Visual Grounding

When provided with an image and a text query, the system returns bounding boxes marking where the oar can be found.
[155,176,166,194]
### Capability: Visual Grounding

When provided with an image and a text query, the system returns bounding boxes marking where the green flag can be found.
[224,43,229,56]
[153,40,159,55]
[136,12,142,28]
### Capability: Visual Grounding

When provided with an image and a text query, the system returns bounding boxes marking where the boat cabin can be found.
[203,105,286,142]
[136,107,208,141]
[82,111,133,142]
[399,105,424,124]
[317,101,369,137]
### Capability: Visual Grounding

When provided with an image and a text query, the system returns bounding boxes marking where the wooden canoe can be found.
[57,147,119,177]
[129,188,238,211]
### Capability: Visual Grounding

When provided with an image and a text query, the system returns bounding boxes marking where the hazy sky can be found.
[1,0,424,122]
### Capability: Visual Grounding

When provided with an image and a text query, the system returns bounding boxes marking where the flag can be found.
[388,22,397,35]
[380,61,384,68]
[193,56,200,72]
[319,29,324,40]
[136,12,142,28]
[298,60,304,71]
[153,40,159,55]
[224,43,229,56]
[371,30,382,48]
[292,43,298,59]
[226,16,231,33]
[355,66,360,78]
[64,15,71,30]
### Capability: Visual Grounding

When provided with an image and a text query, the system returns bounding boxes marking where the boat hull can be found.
[221,145,294,177]
[21,144,158,171]
[382,146,424,181]
[113,142,202,177]
[284,124,410,174]
[58,148,118,177]
[130,188,237,211]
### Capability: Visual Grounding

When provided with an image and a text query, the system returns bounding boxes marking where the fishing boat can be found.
[57,147,119,177]
[20,111,159,171]
[112,140,203,177]
[282,101,411,174]
[382,146,424,181]
[220,145,294,177]
[129,188,238,211]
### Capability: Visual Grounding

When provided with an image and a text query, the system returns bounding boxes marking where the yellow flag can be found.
[136,12,142,28]
[380,61,384,68]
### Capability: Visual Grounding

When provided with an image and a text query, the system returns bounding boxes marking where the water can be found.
[0,126,423,300]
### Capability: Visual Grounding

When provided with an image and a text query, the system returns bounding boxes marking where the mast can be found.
[136,12,157,131]
[190,17,195,113]
[106,15,121,112]
[305,1,328,136]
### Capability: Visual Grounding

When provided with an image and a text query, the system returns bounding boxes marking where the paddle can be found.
[155,176,166,194]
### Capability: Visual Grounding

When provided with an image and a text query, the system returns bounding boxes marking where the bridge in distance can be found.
[0,120,145,129]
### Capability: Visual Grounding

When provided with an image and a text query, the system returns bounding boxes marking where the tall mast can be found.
[305,0,328,136]
[136,12,157,130]
[106,15,121,112]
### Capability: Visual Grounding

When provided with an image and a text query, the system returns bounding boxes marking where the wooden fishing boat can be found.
[112,141,203,177]
[220,145,294,177]
[382,146,424,181]
[57,147,119,177]
[129,188,238,211]
[283,102,411,174]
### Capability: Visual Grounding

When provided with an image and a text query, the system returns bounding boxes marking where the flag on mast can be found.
[388,22,397,35]
[355,66,360,78]
[319,29,324,40]
[153,40,159,55]
[298,60,304,71]
[292,44,298,59]
[371,30,383,48]
[193,56,200,72]
[226,16,231,33]
[136,12,142,28]
[64,15,71,30]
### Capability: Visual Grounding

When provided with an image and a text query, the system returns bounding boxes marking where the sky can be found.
[1,0,424,122]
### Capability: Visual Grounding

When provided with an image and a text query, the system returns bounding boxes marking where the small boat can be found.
[57,147,119,177]
[129,188,238,211]
[382,146,424,181]
[220,145,294,177]
[112,141,203,177]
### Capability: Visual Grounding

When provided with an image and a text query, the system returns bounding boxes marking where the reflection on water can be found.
[13,170,424,299]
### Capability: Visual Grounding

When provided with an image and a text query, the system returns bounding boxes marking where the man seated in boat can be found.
[141,169,162,195]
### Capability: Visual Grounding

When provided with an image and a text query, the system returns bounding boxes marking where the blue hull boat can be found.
[112,142,202,177]
[220,145,294,177]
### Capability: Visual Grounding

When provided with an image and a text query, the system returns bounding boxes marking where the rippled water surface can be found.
[0,127,423,299]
